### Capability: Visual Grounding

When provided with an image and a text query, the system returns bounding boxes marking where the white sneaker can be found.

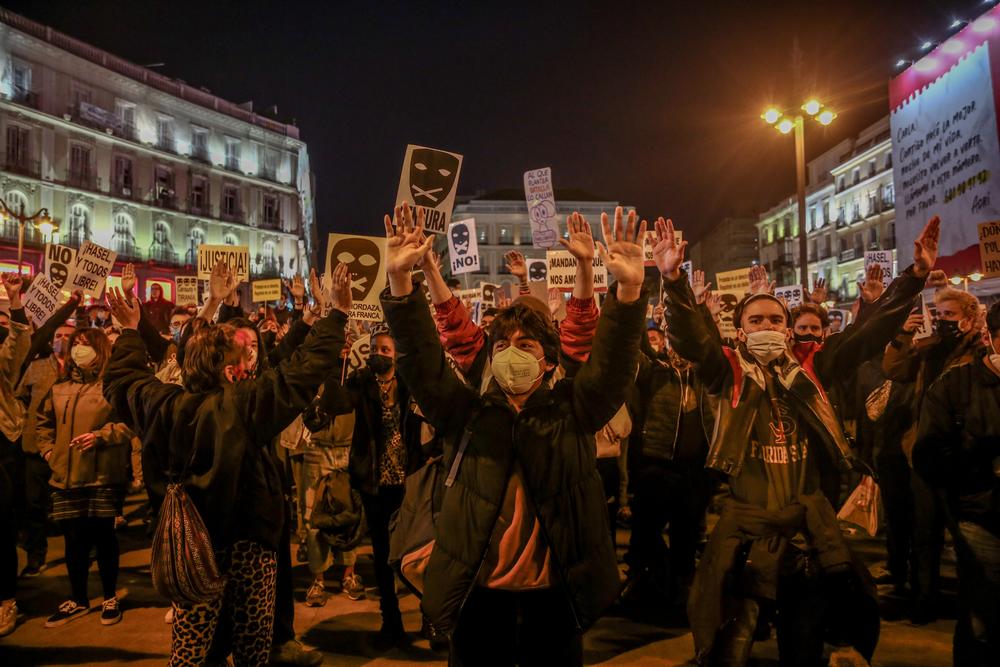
[0,599,17,637]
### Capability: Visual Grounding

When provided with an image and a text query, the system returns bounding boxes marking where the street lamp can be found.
[760,99,838,288]
[949,271,984,291]
[0,196,54,273]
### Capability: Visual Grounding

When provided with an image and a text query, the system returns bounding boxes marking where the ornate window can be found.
[111,212,137,257]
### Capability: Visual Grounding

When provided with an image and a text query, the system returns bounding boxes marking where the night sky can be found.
[3,0,979,243]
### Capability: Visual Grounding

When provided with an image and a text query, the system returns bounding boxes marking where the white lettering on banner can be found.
[545,249,608,293]
[774,285,804,309]
[523,168,560,249]
[891,43,1000,267]
[22,274,63,328]
[347,334,371,375]
[68,241,117,298]
[175,276,200,306]
[197,245,249,281]
[448,218,480,275]
[395,144,463,234]
[325,233,387,322]
[864,250,895,289]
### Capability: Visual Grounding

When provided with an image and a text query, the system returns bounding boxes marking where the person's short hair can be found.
[446,278,461,290]
[733,293,790,329]
[482,307,499,318]
[64,327,112,378]
[488,302,560,367]
[987,301,1000,336]
[182,323,245,393]
[171,306,191,317]
[791,302,829,329]
[934,287,980,320]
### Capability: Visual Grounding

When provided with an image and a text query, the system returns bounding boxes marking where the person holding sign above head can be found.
[380,201,647,666]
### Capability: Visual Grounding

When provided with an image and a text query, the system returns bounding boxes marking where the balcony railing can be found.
[148,246,179,266]
[9,90,41,110]
[111,182,140,201]
[112,241,142,261]
[839,248,859,262]
[259,167,278,182]
[3,155,41,179]
[0,221,44,246]
[67,169,100,192]
[116,123,138,142]
[259,216,282,231]
[192,147,211,164]
[189,199,211,217]
[156,135,176,153]
[150,189,179,211]
[221,208,245,224]
[64,231,90,247]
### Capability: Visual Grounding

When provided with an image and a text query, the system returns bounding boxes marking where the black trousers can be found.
[450,587,582,667]
[875,448,913,589]
[22,453,51,567]
[627,458,709,585]
[61,516,118,603]
[362,486,405,626]
[910,472,944,603]
[0,448,17,601]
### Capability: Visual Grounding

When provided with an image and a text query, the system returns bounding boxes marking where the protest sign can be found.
[175,276,200,306]
[913,293,934,340]
[828,309,852,334]
[680,260,693,285]
[523,168,559,248]
[642,230,682,267]
[343,333,371,380]
[448,218,480,275]
[864,250,894,289]
[481,282,498,306]
[889,6,1000,275]
[527,258,548,283]
[197,245,250,281]
[715,267,750,339]
[774,285,804,309]
[979,220,1000,277]
[22,274,63,329]
[326,233,387,322]
[455,287,481,304]
[45,244,77,291]
[252,278,282,302]
[395,144,463,234]
[68,241,117,298]
[545,249,608,293]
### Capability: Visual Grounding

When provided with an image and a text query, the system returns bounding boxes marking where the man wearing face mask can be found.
[914,301,1000,665]
[379,203,647,666]
[882,284,985,624]
[652,214,930,665]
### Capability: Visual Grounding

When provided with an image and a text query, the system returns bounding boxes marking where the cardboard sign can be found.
[481,282,498,306]
[326,233,387,322]
[524,167,559,249]
[197,245,250,281]
[714,268,750,340]
[774,285,804,309]
[45,244,77,291]
[68,241,117,298]
[979,220,1000,277]
[715,267,751,295]
[680,260,693,285]
[545,249,608,293]
[864,250,894,289]
[252,278,282,302]
[455,287,482,305]
[175,276,200,306]
[22,274,63,329]
[642,230,683,267]
[527,258,548,283]
[827,308,852,334]
[395,144,463,234]
[344,334,371,377]
[448,218,480,275]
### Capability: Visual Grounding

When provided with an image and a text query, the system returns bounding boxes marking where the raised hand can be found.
[859,263,885,303]
[808,277,827,305]
[748,264,775,295]
[705,290,723,317]
[308,268,326,310]
[289,274,306,302]
[1,272,23,310]
[598,207,646,301]
[106,286,141,329]
[925,269,948,289]
[329,262,353,314]
[558,213,595,262]
[208,261,236,302]
[651,217,687,280]
[384,202,434,277]
[691,269,712,305]
[121,263,136,296]
[505,250,527,280]
[913,215,940,277]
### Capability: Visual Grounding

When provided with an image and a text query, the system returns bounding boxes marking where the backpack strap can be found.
[445,408,480,488]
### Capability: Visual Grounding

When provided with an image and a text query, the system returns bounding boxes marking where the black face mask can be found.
[0,328,8,344]
[794,333,823,344]
[261,331,277,349]
[934,318,962,341]
[368,354,394,375]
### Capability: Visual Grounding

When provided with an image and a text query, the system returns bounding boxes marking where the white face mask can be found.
[491,346,544,395]
[71,344,98,368]
[742,330,788,364]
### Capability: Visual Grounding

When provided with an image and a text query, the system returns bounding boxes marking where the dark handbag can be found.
[150,440,226,604]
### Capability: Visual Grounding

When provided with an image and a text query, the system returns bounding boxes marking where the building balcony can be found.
[259,216,282,231]
[8,90,41,110]
[116,123,139,142]
[149,189,179,211]
[221,209,245,224]
[0,220,45,246]
[224,158,241,172]
[189,200,212,217]
[148,246,179,266]
[3,155,41,179]
[259,167,279,183]
[156,136,176,154]
[192,148,211,164]
[111,182,141,201]
[64,231,90,247]
[66,169,100,192]
[112,241,142,261]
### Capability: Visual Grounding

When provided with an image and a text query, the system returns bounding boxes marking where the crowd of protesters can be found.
[0,202,997,667]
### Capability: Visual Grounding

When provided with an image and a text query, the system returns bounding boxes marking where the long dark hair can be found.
[63,327,112,381]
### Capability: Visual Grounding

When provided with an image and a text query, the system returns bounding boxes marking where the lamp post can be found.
[949,271,984,291]
[0,196,54,273]
[761,101,837,288]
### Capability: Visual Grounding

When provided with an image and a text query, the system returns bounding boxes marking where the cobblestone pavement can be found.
[1,495,956,666]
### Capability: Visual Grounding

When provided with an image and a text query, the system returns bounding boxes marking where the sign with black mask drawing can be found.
[395,144,463,234]
[325,232,387,321]
[447,218,480,275]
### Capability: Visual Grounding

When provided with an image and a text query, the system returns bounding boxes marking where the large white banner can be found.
[524,168,560,249]
[891,43,1000,270]
[447,218,480,275]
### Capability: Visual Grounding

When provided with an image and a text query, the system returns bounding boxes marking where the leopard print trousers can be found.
[168,540,277,667]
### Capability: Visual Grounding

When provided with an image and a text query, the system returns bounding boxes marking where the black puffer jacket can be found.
[636,347,714,463]
[103,310,347,551]
[380,283,647,636]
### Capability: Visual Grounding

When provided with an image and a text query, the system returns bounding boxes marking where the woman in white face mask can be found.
[36,329,136,629]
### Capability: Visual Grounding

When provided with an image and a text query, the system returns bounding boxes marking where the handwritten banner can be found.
[524,167,559,249]
[68,241,117,298]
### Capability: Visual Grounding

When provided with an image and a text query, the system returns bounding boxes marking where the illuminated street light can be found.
[761,107,782,124]
[776,118,795,134]
[817,109,837,125]
[801,99,822,116]
[949,272,984,290]
[0,196,53,273]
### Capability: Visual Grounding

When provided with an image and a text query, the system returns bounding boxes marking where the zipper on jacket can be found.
[669,365,683,458]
